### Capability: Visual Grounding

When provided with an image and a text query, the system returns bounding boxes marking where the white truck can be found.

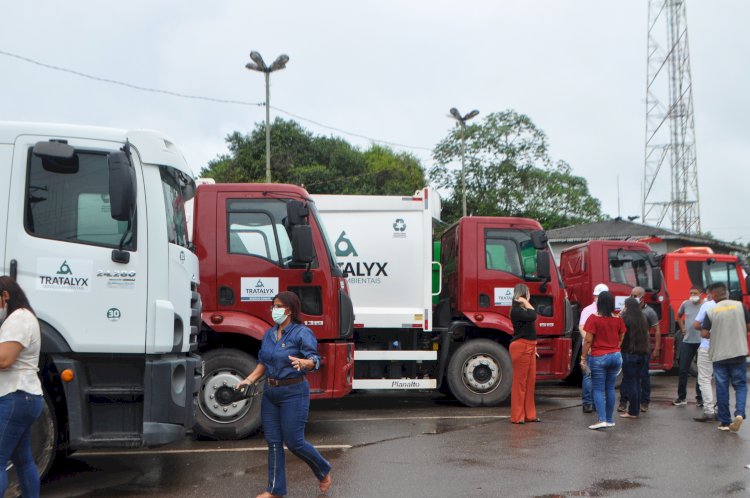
[0,122,201,488]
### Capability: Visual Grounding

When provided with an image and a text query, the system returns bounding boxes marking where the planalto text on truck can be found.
[0,122,201,486]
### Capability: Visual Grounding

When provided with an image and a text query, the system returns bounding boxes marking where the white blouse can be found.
[0,308,42,397]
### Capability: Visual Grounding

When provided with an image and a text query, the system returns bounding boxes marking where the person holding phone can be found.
[237,291,332,498]
[509,283,540,424]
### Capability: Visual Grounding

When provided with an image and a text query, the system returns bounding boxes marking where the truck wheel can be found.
[446,339,512,407]
[194,349,262,440]
[5,392,57,498]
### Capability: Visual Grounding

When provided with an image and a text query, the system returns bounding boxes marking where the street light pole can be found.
[449,108,479,217]
[246,51,290,183]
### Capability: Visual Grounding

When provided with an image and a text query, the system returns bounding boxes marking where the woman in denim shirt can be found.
[238,291,332,498]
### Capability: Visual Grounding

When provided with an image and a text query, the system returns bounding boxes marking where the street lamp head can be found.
[249,51,268,71]
[465,110,480,121]
[245,62,262,72]
[269,54,290,71]
[449,108,462,121]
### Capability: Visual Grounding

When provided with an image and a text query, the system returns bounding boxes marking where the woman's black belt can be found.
[267,377,304,387]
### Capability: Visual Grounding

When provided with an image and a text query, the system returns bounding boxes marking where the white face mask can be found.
[689,295,700,304]
[271,307,288,325]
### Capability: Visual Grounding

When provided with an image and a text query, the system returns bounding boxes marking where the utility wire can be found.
[0,50,263,107]
[0,49,432,152]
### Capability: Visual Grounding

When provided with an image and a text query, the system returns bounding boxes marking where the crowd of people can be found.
[509,280,749,433]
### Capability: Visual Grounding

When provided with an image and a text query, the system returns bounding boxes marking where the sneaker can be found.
[582,404,593,413]
[640,403,649,412]
[697,399,704,408]
[693,413,713,422]
[673,398,687,406]
[730,415,744,432]
[606,422,616,427]
[718,423,731,431]
[617,402,627,413]
[589,421,608,430]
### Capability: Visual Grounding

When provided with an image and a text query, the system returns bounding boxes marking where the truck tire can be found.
[4,392,57,498]
[446,339,512,407]
[194,348,262,440]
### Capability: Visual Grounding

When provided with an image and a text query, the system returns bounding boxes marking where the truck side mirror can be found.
[33,141,79,174]
[530,230,548,250]
[746,275,750,296]
[536,250,551,280]
[286,200,309,227]
[108,151,136,221]
[291,225,314,264]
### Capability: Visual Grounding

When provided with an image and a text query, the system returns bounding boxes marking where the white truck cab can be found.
[0,122,200,479]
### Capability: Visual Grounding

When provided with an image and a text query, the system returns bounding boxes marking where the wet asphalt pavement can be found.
[40,371,750,497]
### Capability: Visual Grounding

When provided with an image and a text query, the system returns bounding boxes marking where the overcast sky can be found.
[2,1,748,244]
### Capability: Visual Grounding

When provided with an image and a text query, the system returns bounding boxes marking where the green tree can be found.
[200,119,426,195]
[430,110,603,228]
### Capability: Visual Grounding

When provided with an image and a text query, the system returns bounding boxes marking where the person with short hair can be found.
[581,291,625,430]
[673,286,704,406]
[237,291,332,497]
[693,292,717,422]
[579,283,608,413]
[0,276,43,498]
[702,283,750,432]
[509,283,540,424]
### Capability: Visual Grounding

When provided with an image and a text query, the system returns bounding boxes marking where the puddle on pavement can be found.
[534,478,643,497]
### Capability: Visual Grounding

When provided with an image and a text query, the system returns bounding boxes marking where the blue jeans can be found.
[619,352,651,405]
[622,353,648,416]
[582,355,592,405]
[713,361,747,425]
[262,379,331,496]
[590,352,622,424]
[0,390,43,498]
[677,342,702,401]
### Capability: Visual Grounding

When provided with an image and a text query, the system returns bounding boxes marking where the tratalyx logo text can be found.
[334,231,388,284]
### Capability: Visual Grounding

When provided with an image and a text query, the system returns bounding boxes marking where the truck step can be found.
[354,350,437,361]
[78,434,143,448]
[353,378,437,389]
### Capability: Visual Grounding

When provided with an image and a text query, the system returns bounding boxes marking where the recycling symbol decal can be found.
[393,219,407,232]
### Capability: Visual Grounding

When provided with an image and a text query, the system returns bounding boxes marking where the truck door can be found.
[215,194,335,391]
[7,135,148,353]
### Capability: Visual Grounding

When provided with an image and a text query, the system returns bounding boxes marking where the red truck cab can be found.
[661,247,750,314]
[440,217,574,385]
[560,240,674,371]
[191,183,354,439]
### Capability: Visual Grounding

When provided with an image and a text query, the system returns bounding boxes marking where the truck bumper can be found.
[53,353,201,449]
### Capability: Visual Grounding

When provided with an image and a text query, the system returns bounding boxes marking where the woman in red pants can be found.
[509,283,540,424]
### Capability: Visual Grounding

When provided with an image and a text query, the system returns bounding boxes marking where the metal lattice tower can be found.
[643,0,701,234]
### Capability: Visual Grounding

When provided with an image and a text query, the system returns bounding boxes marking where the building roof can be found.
[548,218,747,254]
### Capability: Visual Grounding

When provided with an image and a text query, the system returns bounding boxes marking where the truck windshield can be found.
[686,260,741,295]
[485,229,543,279]
[159,166,192,249]
[26,149,135,250]
[608,250,657,290]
